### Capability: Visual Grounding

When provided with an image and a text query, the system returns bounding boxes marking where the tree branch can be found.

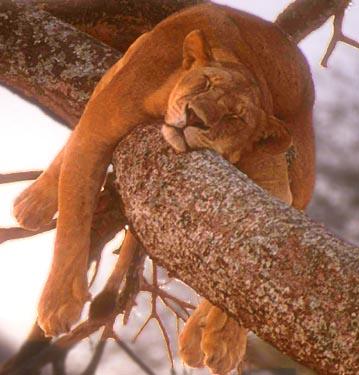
[0,0,121,128]
[0,220,56,245]
[15,0,205,52]
[113,123,359,375]
[276,0,351,43]
[0,171,42,184]
[320,5,359,67]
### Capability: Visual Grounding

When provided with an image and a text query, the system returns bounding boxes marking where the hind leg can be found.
[13,148,63,230]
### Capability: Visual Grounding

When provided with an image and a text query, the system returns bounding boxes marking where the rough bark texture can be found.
[15,0,206,52]
[0,0,121,127]
[113,124,359,375]
[276,0,351,43]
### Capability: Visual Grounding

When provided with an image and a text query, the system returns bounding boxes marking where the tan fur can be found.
[12,4,315,370]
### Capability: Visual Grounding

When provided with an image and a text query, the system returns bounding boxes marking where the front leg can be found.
[37,121,118,336]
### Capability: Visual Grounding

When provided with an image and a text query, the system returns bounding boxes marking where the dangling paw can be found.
[179,300,212,367]
[201,306,247,374]
[37,271,90,337]
[13,175,58,230]
[179,300,247,375]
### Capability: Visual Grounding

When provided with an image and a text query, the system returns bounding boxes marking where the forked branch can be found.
[321,5,359,67]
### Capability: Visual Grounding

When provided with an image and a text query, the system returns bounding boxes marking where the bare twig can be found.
[0,171,42,184]
[141,277,195,321]
[80,340,106,375]
[133,262,195,367]
[89,230,139,322]
[51,351,67,375]
[321,6,359,67]
[0,220,57,245]
[112,333,156,375]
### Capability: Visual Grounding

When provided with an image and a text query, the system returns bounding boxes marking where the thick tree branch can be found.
[276,0,351,43]
[113,123,359,375]
[15,0,205,52]
[0,1,121,128]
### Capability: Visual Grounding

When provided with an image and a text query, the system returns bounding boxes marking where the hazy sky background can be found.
[0,0,358,359]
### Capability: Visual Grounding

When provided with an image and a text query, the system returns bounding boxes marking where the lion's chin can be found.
[161,124,188,153]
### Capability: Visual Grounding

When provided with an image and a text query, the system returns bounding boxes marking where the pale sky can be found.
[0,0,358,354]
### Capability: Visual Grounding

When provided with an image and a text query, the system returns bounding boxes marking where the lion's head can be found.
[162,30,292,163]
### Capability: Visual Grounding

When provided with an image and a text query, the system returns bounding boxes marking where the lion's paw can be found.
[179,300,247,375]
[13,176,57,230]
[201,306,247,375]
[37,273,89,337]
[179,300,212,368]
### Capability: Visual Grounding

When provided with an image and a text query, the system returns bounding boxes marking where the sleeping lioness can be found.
[12,3,315,374]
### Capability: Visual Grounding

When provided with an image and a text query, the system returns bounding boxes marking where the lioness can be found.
[13,3,315,373]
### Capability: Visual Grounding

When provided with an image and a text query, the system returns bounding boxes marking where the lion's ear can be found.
[183,29,213,69]
[256,115,292,155]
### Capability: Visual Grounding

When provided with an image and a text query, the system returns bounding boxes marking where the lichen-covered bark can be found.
[0,1,121,127]
[15,0,206,52]
[114,124,359,375]
[1,1,358,373]
[276,0,351,43]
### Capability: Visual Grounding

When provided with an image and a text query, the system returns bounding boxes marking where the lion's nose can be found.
[185,106,210,131]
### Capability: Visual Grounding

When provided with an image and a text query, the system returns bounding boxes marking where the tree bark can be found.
[0,0,121,128]
[113,123,359,375]
[15,0,205,52]
[276,0,351,43]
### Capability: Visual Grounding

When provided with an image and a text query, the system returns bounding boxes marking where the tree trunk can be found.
[113,123,359,375]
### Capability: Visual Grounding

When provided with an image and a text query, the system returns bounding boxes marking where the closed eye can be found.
[221,113,246,123]
[222,114,240,121]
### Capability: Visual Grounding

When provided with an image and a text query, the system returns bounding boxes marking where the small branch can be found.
[51,352,67,375]
[133,262,192,367]
[89,174,127,263]
[0,220,56,245]
[89,230,139,321]
[140,273,195,321]
[80,340,106,375]
[0,171,42,184]
[112,333,156,375]
[321,7,359,67]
